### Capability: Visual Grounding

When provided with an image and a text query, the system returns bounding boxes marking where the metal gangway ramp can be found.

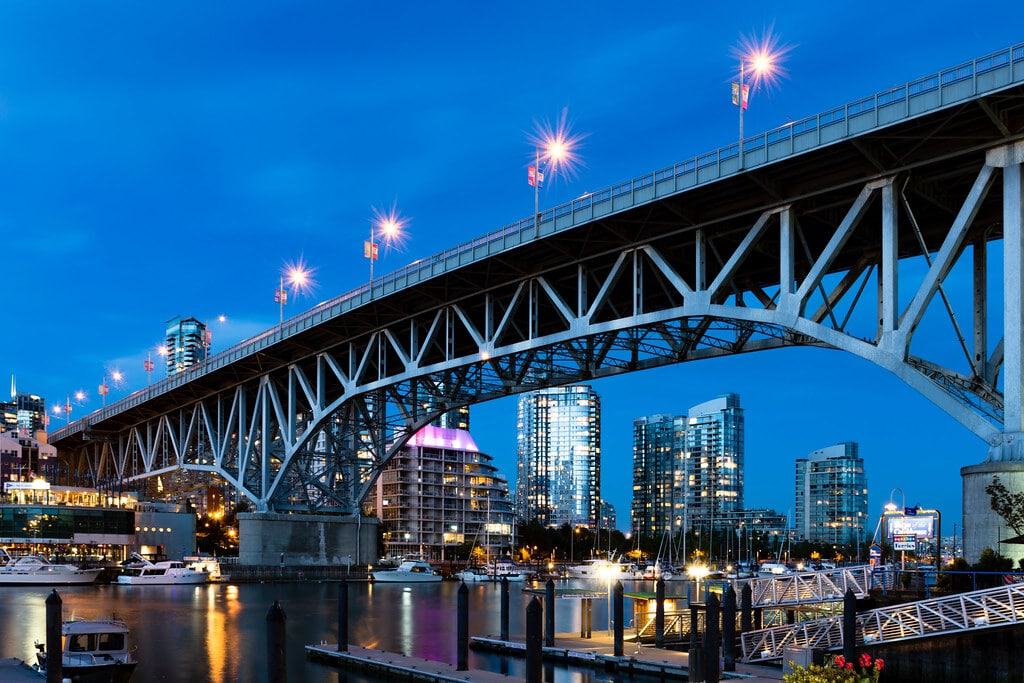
[742,565,880,608]
[740,581,1024,662]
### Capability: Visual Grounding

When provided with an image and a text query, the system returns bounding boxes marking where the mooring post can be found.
[722,585,736,672]
[544,578,555,646]
[266,600,287,683]
[457,581,469,671]
[526,596,543,683]
[843,588,857,664]
[45,589,62,683]
[655,577,666,647]
[704,592,720,683]
[740,583,752,634]
[337,580,349,653]
[613,580,624,657]
[754,607,763,629]
[688,603,703,682]
[499,577,510,641]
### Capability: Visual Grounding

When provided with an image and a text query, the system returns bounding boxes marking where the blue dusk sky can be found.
[2,2,1021,530]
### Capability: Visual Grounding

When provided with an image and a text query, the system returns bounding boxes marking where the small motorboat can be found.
[455,561,528,583]
[34,619,137,682]
[566,559,643,581]
[117,555,207,585]
[371,559,442,583]
[0,555,102,586]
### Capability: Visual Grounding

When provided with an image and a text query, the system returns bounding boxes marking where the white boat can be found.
[758,562,795,577]
[184,556,224,581]
[372,560,442,583]
[566,559,642,580]
[34,619,137,682]
[456,561,527,583]
[0,555,102,585]
[117,557,208,585]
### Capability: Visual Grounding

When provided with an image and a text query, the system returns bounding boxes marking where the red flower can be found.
[875,658,885,671]
[859,653,872,667]
[834,656,846,668]
[845,663,854,670]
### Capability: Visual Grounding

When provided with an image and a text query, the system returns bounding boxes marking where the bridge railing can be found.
[744,564,877,607]
[51,42,1024,442]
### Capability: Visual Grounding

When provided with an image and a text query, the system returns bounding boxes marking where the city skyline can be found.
[5,3,1022,530]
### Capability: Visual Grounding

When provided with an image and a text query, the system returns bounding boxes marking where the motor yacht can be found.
[566,559,642,580]
[184,556,224,581]
[34,619,136,682]
[117,556,208,585]
[0,555,102,585]
[455,560,527,583]
[757,562,795,576]
[371,559,442,583]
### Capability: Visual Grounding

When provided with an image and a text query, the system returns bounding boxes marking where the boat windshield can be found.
[68,632,126,652]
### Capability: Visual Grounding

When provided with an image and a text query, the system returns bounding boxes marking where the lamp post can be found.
[732,32,787,169]
[528,112,581,234]
[277,260,315,323]
[366,208,406,290]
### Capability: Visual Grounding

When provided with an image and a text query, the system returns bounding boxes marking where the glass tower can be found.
[631,413,687,539]
[794,442,868,545]
[684,394,744,524]
[165,317,208,375]
[515,385,601,529]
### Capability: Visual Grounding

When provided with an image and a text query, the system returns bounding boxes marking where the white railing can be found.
[51,42,1024,442]
[743,565,878,607]
[740,581,1024,661]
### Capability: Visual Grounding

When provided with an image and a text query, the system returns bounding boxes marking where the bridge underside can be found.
[53,78,1024,516]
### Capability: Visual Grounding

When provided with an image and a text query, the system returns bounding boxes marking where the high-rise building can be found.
[795,442,868,545]
[366,426,514,560]
[165,316,208,375]
[600,500,617,531]
[430,406,470,431]
[0,429,57,482]
[684,394,744,523]
[631,413,687,538]
[515,385,601,528]
[1,377,46,436]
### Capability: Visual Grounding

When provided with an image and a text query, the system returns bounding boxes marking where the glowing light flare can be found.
[51,405,62,415]
[157,345,169,357]
[528,108,586,181]
[74,390,87,403]
[110,370,124,384]
[371,205,409,251]
[217,314,227,324]
[282,258,317,296]
[734,28,792,92]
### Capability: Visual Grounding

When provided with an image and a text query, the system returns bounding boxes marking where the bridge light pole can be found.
[733,30,787,169]
[277,259,315,323]
[529,110,581,233]
[367,206,407,290]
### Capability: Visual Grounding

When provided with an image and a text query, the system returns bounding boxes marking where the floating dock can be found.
[306,643,516,682]
[0,658,42,682]
[470,632,783,682]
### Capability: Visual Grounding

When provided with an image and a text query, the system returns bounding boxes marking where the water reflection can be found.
[0,581,655,682]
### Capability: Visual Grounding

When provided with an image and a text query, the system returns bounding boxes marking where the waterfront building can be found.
[0,482,195,560]
[631,413,686,538]
[0,429,56,483]
[165,316,208,375]
[683,394,744,522]
[367,426,514,561]
[692,507,789,533]
[600,500,617,531]
[795,442,868,545]
[430,405,470,431]
[515,385,601,528]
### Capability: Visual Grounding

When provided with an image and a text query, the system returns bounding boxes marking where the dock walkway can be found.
[0,658,41,682]
[306,643,515,682]
[471,632,783,682]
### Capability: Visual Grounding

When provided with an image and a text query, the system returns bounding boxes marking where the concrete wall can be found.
[961,460,1024,565]
[134,510,196,560]
[238,513,378,566]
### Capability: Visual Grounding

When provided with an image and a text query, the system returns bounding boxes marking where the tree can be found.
[985,476,1024,537]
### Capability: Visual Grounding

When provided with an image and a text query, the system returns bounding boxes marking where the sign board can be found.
[887,513,936,541]
[904,506,918,516]
[893,534,917,551]
[869,543,882,567]
[3,480,50,492]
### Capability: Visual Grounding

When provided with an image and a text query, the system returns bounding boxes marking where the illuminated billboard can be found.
[885,512,937,541]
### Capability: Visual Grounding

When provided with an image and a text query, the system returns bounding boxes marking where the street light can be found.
[528,110,583,232]
[367,206,407,289]
[277,259,316,323]
[732,29,789,168]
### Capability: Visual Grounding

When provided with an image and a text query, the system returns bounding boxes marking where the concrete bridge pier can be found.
[238,513,378,566]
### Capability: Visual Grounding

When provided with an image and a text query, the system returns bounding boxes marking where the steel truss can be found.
[66,145,1024,513]
[740,581,1024,662]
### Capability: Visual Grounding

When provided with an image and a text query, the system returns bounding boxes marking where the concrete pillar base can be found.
[961,460,1024,565]
[238,512,378,566]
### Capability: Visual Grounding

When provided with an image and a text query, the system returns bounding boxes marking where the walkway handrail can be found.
[740,581,1024,661]
[51,42,1024,442]
[741,564,877,607]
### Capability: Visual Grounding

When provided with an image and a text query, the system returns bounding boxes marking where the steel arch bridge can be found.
[52,44,1024,515]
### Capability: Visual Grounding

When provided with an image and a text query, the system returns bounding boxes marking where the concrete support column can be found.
[1003,160,1024,439]
[880,180,898,340]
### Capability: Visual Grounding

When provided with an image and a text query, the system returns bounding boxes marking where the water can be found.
[0,580,652,682]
